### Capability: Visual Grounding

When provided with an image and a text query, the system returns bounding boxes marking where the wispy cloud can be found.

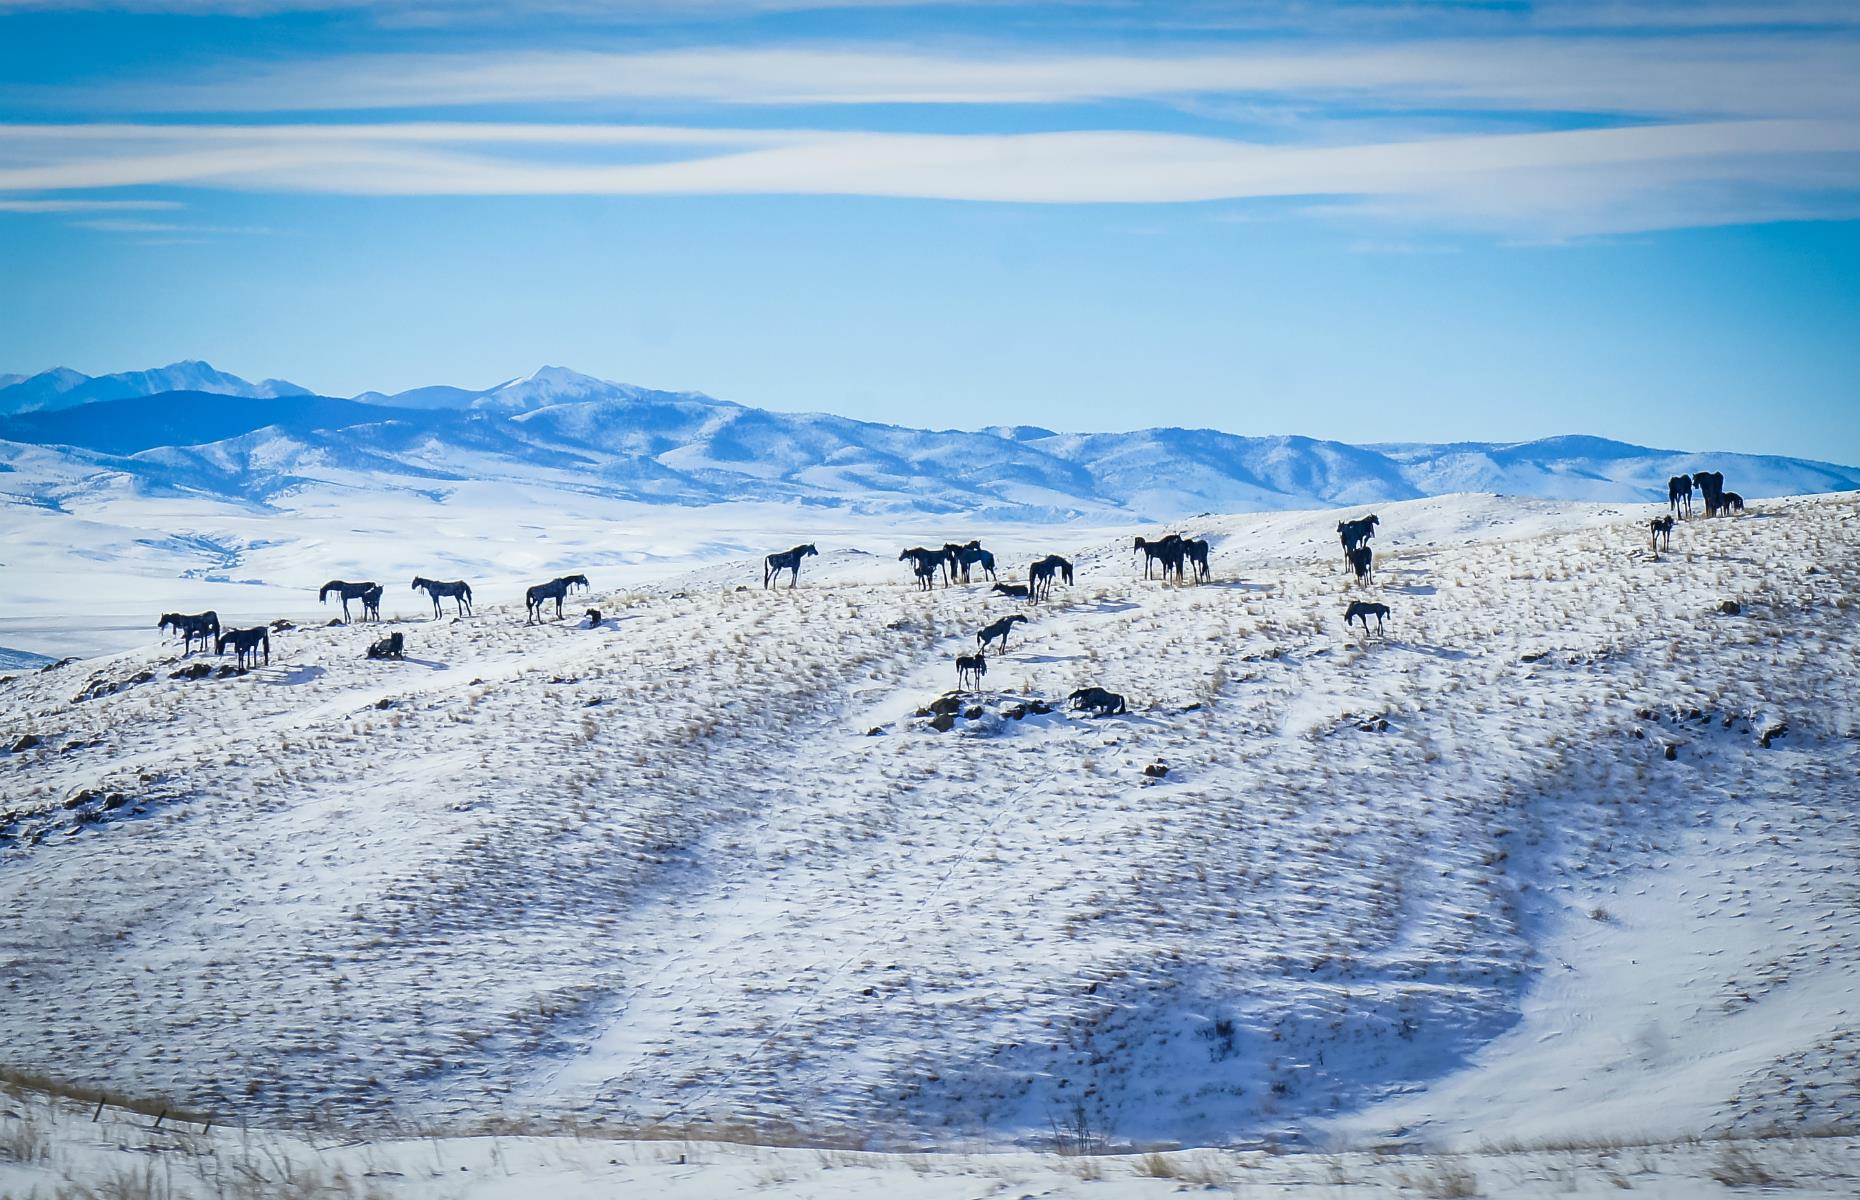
[0,197,182,211]
[81,39,1860,121]
[2,118,1856,237]
[70,216,276,233]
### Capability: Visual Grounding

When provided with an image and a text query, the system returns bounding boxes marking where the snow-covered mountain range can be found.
[1,363,1854,519]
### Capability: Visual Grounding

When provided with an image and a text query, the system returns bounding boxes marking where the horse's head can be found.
[158,613,179,630]
[410,576,425,590]
[802,544,819,557]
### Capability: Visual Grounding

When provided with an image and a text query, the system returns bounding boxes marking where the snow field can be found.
[0,490,1855,1159]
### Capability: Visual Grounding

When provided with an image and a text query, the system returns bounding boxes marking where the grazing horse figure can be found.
[1694,470,1727,517]
[992,582,1031,600]
[1068,686,1126,716]
[319,580,378,623]
[1667,475,1693,518]
[1650,515,1675,550]
[1348,544,1374,583]
[1344,601,1390,633]
[366,631,405,660]
[977,614,1028,654]
[216,626,270,668]
[360,584,383,623]
[900,548,946,589]
[764,543,819,589]
[1029,554,1074,601]
[411,577,473,618]
[1181,538,1211,583]
[1135,534,1184,581]
[159,611,221,655]
[1721,491,1745,514]
[525,574,590,624]
[1338,515,1379,565]
[956,652,988,690]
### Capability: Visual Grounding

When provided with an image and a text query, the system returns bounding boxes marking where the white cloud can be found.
[81,39,1859,122]
[2,118,1856,237]
[0,197,182,211]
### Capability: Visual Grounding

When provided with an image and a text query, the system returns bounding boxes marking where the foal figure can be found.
[159,611,221,655]
[319,580,378,623]
[216,626,270,668]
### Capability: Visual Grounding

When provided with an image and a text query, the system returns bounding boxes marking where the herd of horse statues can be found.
[152,472,1742,716]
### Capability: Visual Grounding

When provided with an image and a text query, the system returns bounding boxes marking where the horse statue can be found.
[319,580,378,623]
[952,545,996,583]
[411,577,474,618]
[942,540,983,584]
[216,626,270,668]
[1667,474,1693,518]
[1650,515,1675,550]
[1135,534,1184,581]
[1029,554,1074,601]
[956,652,988,690]
[158,611,221,655]
[764,544,819,589]
[526,574,590,624]
[1344,601,1389,633]
[1181,538,1211,583]
[1338,515,1379,565]
[1068,687,1126,716]
[899,548,946,589]
[977,613,1028,654]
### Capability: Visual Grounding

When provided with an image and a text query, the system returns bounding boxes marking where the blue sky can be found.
[2,0,1857,461]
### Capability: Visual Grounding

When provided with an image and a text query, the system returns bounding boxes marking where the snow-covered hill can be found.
[2,491,1856,1161]
[0,364,1855,520]
[0,360,311,415]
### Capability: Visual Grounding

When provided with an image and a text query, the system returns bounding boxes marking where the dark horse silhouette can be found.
[992,582,1031,600]
[1348,544,1374,583]
[1667,475,1693,518]
[1029,554,1074,600]
[360,584,383,623]
[412,576,474,618]
[764,543,819,589]
[955,652,987,689]
[952,545,997,583]
[942,540,983,584]
[366,631,405,660]
[1338,515,1379,566]
[1650,515,1675,550]
[900,548,946,589]
[526,574,590,624]
[216,626,270,668]
[1181,538,1211,583]
[1069,686,1126,716]
[977,613,1028,653]
[1721,491,1744,514]
[319,580,378,623]
[1344,601,1389,633]
[1135,534,1184,581]
[1694,470,1727,517]
[159,611,221,655]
